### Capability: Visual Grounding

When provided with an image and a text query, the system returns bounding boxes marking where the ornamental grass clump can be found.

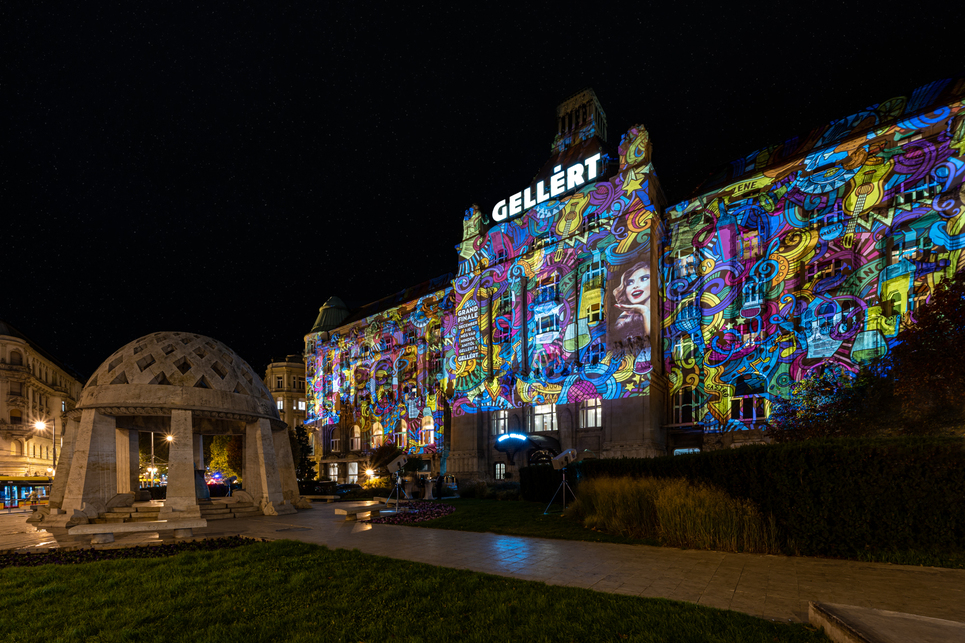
[567,477,782,554]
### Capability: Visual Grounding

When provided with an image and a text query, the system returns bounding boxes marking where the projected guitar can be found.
[842,158,893,249]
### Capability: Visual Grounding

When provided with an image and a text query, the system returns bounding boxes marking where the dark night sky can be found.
[3,2,961,378]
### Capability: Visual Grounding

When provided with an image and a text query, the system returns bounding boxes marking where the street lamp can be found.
[33,420,56,478]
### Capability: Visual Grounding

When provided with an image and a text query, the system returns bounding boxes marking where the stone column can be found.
[60,409,118,517]
[244,418,293,515]
[49,416,79,510]
[271,425,300,505]
[161,409,200,517]
[194,434,205,470]
[114,428,139,495]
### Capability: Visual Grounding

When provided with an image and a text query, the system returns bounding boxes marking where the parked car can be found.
[333,483,363,496]
[299,480,336,495]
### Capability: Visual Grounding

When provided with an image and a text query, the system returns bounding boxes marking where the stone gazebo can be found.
[40,331,302,531]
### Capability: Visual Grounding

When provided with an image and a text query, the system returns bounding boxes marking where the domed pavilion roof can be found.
[73,331,281,427]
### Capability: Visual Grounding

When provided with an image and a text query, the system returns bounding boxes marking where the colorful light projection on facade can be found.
[306,286,452,454]
[448,124,663,416]
[663,78,965,431]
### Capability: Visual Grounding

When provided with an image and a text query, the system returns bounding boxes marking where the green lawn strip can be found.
[0,540,827,643]
[409,498,660,546]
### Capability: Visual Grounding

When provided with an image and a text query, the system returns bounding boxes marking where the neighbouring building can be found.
[0,321,84,477]
[264,354,309,453]
[305,80,965,482]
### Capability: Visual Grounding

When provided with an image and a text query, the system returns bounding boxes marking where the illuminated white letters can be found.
[550,165,566,197]
[490,153,603,224]
[523,187,537,209]
[509,192,523,217]
[566,163,584,190]
[492,199,508,222]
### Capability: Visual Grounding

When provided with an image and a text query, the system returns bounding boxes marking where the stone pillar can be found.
[161,409,200,517]
[271,425,300,505]
[61,409,118,516]
[194,434,205,470]
[114,428,139,494]
[244,418,293,515]
[49,416,80,510]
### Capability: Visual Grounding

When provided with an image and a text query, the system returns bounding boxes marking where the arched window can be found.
[350,425,361,451]
[10,351,23,366]
[421,412,434,445]
[14,440,23,456]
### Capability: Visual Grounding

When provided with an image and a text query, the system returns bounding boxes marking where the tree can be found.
[769,271,965,440]
[289,424,317,482]
[884,270,965,428]
[209,435,243,480]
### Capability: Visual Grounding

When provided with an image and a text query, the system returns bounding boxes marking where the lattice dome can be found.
[76,331,279,421]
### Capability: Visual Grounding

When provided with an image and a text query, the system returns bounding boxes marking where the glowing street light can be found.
[365,469,375,477]
[33,420,56,480]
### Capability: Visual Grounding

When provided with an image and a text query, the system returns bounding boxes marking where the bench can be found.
[333,505,388,521]
[303,495,339,503]
[68,519,207,544]
[373,496,406,506]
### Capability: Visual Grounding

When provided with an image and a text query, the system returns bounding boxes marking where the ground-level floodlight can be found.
[544,449,578,515]
[387,455,408,473]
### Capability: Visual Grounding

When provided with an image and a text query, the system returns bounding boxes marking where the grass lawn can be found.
[0,540,828,643]
[409,498,660,546]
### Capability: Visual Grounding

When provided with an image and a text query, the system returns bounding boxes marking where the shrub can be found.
[568,477,781,554]
[521,436,965,558]
[458,479,491,499]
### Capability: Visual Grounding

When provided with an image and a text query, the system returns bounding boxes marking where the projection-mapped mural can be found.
[306,284,451,454]
[662,78,965,431]
[448,123,661,416]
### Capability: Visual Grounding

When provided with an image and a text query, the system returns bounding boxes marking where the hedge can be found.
[520,436,965,558]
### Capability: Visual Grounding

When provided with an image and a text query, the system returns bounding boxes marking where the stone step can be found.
[102,511,133,519]
[200,506,231,515]
[107,507,135,513]
[131,514,161,522]
[202,513,234,521]
[104,517,127,524]
[135,505,164,512]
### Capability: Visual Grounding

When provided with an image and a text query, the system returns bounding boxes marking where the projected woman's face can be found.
[625,267,650,305]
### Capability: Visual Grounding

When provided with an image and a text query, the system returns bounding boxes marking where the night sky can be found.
[4,3,960,379]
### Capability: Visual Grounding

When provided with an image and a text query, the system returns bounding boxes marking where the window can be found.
[536,312,559,335]
[308,432,315,456]
[584,256,606,289]
[586,342,606,365]
[672,335,694,362]
[586,300,603,324]
[673,448,700,455]
[492,409,508,435]
[742,232,760,259]
[421,414,435,445]
[731,396,766,423]
[326,463,338,481]
[535,275,558,304]
[529,404,556,432]
[348,462,358,484]
[276,376,283,389]
[330,436,341,453]
[673,250,698,278]
[580,398,602,429]
[9,381,22,396]
[10,351,23,366]
[9,410,22,425]
[494,463,506,480]
[298,399,306,411]
[351,425,361,451]
[742,280,765,308]
[61,401,66,412]
[276,399,283,410]
[673,388,696,424]
[391,421,406,448]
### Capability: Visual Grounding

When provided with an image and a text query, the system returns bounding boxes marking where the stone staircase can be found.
[91,499,261,524]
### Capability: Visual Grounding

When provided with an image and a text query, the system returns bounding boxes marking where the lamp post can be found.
[33,419,55,475]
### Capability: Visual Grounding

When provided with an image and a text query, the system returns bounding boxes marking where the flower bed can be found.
[0,536,259,569]
[366,500,455,525]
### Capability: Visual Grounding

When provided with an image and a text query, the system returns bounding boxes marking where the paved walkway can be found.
[4,502,964,626]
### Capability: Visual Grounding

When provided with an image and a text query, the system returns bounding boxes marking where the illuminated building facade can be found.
[263,353,309,456]
[0,321,84,477]
[306,81,965,482]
